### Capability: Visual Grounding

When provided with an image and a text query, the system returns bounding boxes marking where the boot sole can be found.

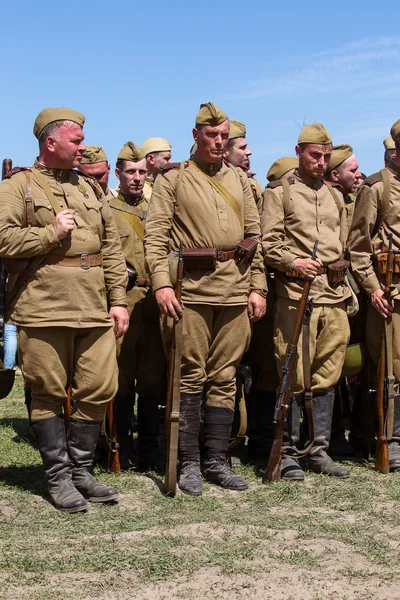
[205,478,248,491]
[178,486,203,496]
[52,502,88,513]
[85,494,119,503]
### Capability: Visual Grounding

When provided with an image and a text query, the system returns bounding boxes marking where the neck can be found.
[38,151,69,170]
[146,167,158,181]
[119,190,143,204]
[394,150,400,167]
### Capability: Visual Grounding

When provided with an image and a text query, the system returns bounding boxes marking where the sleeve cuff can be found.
[39,224,62,252]
[250,273,268,291]
[151,272,172,291]
[108,287,128,307]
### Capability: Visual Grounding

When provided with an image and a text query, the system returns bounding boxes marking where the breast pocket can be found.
[76,200,101,241]
[33,196,55,225]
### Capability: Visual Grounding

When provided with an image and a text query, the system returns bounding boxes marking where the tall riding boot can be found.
[178,393,203,495]
[247,390,276,462]
[203,406,248,490]
[114,397,135,470]
[307,391,350,478]
[281,395,305,480]
[68,419,119,502]
[137,396,161,471]
[31,415,87,513]
[389,395,400,471]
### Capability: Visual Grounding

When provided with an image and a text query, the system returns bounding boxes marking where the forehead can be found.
[201,119,230,135]
[342,154,358,169]
[123,158,147,170]
[58,122,84,139]
[232,137,248,147]
[304,143,332,155]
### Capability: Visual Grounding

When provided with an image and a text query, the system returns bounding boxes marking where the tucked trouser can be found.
[274,298,350,394]
[161,304,251,410]
[18,326,118,421]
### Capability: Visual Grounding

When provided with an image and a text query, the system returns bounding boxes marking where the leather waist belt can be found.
[136,276,151,288]
[217,250,236,261]
[285,266,326,278]
[285,260,349,287]
[43,253,103,269]
[182,240,258,271]
[375,252,400,275]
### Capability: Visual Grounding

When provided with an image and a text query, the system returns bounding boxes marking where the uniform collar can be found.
[192,154,223,176]
[387,159,400,178]
[117,191,144,207]
[34,159,70,183]
[294,168,324,190]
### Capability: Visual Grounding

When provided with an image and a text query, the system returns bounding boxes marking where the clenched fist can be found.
[52,210,75,240]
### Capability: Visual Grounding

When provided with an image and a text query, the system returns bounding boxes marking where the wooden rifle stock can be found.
[2,159,12,180]
[263,240,319,483]
[374,234,393,473]
[107,400,121,473]
[64,388,71,432]
[164,241,184,495]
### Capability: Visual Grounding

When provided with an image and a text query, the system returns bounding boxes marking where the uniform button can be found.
[220,209,223,213]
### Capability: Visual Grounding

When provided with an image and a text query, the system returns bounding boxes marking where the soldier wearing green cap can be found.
[325,144,361,231]
[0,108,129,512]
[348,118,400,471]
[384,135,396,167]
[107,142,166,470]
[262,123,351,481]
[78,145,111,194]
[140,137,172,201]
[145,102,267,495]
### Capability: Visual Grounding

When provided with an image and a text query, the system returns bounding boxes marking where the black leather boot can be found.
[68,419,119,502]
[178,393,203,496]
[137,396,161,471]
[307,391,350,478]
[281,395,305,480]
[32,415,87,513]
[203,406,248,490]
[389,395,400,471]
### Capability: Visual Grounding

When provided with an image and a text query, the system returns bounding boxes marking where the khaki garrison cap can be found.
[390,119,400,141]
[298,123,332,145]
[383,136,395,150]
[141,137,171,156]
[229,120,246,140]
[267,157,298,182]
[80,145,108,164]
[196,102,228,126]
[118,141,145,162]
[326,144,353,173]
[33,107,85,139]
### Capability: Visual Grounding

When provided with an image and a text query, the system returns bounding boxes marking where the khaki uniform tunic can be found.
[144,157,266,408]
[348,161,400,387]
[143,177,153,202]
[0,161,127,420]
[108,192,165,397]
[262,169,350,393]
[248,176,264,214]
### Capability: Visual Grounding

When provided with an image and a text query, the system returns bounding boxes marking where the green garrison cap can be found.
[117,141,145,162]
[390,119,400,141]
[141,137,171,156]
[80,145,108,164]
[383,136,395,150]
[33,107,85,139]
[229,120,246,140]
[298,123,332,145]
[196,102,228,126]
[326,144,353,173]
[267,157,298,182]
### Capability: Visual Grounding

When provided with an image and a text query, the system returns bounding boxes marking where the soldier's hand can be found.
[248,291,267,322]
[109,305,129,338]
[52,210,75,240]
[155,287,183,321]
[291,257,323,279]
[371,288,394,319]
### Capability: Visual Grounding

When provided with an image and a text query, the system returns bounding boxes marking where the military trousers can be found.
[161,304,251,410]
[366,300,400,392]
[274,297,350,394]
[18,326,118,421]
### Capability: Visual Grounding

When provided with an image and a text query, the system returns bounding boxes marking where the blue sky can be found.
[0,1,398,186]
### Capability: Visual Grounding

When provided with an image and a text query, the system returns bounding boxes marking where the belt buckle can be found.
[80,254,91,270]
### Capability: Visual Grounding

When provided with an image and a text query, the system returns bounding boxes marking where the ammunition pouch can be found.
[182,238,258,272]
[375,252,400,275]
[326,260,350,287]
[234,238,258,266]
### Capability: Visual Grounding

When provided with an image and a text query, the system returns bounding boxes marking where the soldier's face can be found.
[78,161,110,192]
[116,158,147,197]
[193,119,230,164]
[49,123,86,169]
[296,143,332,178]
[150,151,172,172]
[224,137,252,168]
[336,155,361,194]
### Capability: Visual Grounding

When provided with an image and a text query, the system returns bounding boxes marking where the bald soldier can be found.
[325,144,361,230]
[140,137,172,201]
[384,135,396,168]
[144,102,267,495]
[108,142,166,470]
[348,118,400,471]
[0,108,129,512]
[262,123,351,480]
[78,145,113,194]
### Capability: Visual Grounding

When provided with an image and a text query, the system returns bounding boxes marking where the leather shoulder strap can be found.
[30,168,63,214]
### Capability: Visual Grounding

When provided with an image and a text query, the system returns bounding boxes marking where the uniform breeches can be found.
[274,298,350,394]
[162,304,251,410]
[366,301,400,391]
[18,326,118,421]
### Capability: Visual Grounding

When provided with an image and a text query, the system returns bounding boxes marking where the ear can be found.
[192,127,199,143]
[46,135,57,154]
[295,144,302,159]
[330,169,339,183]
[115,167,120,181]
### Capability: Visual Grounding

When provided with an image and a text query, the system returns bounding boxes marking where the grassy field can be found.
[1,378,400,600]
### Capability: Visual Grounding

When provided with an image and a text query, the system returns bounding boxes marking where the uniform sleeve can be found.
[240,172,267,291]
[100,199,128,306]
[0,176,61,258]
[348,185,380,296]
[261,186,299,271]
[144,173,175,291]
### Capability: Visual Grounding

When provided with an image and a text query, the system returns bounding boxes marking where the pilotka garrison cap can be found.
[229,120,246,140]
[33,107,85,138]
[117,141,145,162]
[80,145,108,164]
[298,123,332,145]
[267,157,298,182]
[326,144,353,174]
[196,102,228,126]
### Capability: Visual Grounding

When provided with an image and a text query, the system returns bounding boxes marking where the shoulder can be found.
[363,171,383,188]
[160,161,189,176]
[0,167,30,195]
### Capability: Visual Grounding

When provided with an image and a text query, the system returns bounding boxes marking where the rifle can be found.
[263,240,319,483]
[106,400,120,473]
[164,241,184,496]
[374,233,394,473]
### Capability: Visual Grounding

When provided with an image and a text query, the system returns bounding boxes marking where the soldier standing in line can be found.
[262,123,350,480]
[140,138,172,201]
[78,145,114,195]
[0,108,129,512]
[324,144,362,230]
[144,102,267,495]
[108,142,166,470]
[384,135,396,168]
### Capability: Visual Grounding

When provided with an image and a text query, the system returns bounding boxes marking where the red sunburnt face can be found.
[297,143,333,178]
[193,119,230,164]
[337,154,361,194]
[79,161,110,192]
[117,158,147,197]
[51,122,86,169]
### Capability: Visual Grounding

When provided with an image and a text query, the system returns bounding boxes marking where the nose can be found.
[79,141,86,152]
[246,147,252,157]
